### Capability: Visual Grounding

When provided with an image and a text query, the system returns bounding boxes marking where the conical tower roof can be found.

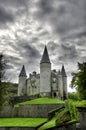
[61,65,67,77]
[40,46,51,64]
[19,65,27,77]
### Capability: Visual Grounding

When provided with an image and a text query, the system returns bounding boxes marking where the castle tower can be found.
[57,70,63,99]
[40,46,51,97]
[61,65,68,99]
[18,65,27,96]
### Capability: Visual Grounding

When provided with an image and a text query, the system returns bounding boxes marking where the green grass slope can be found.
[15,97,64,107]
[0,118,47,127]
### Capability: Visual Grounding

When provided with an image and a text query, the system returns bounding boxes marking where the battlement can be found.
[29,71,40,79]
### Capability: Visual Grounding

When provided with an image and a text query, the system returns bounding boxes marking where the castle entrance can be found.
[53,92,56,97]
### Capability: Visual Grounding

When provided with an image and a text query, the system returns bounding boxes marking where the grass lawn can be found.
[15,98,64,107]
[0,118,47,127]
[38,117,56,130]
[74,100,86,107]
[38,118,77,130]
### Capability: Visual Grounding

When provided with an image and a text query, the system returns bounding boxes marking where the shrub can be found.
[68,92,79,101]
[56,108,71,126]
[65,99,79,120]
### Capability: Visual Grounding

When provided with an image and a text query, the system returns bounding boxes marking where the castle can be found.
[18,46,68,99]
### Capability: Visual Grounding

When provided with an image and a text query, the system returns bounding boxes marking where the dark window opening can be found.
[54,92,56,97]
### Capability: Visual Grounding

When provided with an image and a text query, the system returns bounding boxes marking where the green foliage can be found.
[38,117,56,130]
[48,106,65,120]
[65,99,79,120]
[65,99,86,121]
[0,54,6,82]
[68,92,79,101]
[15,98,64,107]
[0,54,7,106]
[0,82,18,105]
[56,108,71,126]
[3,82,18,95]
[0,118,47,127]
[0,54,17,106]
[71,62,86,100]
[0,85,5,106]
[74,100,86,107]
[39,107,71,130]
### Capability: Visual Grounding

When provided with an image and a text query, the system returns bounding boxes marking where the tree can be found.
[71,62,86,100]
[0,54,6,105]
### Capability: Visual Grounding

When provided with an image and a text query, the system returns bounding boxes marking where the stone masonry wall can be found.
[77,107,86,130]
[0,104,64,118]
[40,63,51,96]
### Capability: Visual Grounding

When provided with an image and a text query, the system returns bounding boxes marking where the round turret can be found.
[18,65,27,96]
[40,46,51,97]
[61,65,68,99]
[57,70,63,99]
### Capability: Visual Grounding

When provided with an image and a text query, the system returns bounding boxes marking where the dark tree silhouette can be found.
[71,62,86,100]
[0,54,6,105]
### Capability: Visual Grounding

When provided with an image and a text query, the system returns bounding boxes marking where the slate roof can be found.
[40,46,51,64]
[61,65,67,77]
[19,65,27,77]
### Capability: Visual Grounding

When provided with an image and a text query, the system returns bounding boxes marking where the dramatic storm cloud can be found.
[34,0,86,39]
[0,0,86,91]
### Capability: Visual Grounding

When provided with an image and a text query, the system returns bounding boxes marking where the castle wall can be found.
[18,70,67,99]
[52,82,57,91]
[18,46,68,99]
[40,63,51,97]
[62,76,68,99]
[18,77,27,96]
[0,104,64,118]
[51,80,58,98]
[57,74,63,99]
[27,76,40,96]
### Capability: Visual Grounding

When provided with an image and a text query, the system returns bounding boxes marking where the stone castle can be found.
[18,46,68,99]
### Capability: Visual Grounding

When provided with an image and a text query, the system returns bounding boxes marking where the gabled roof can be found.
[61,65,67,77]
[40,46,51,64]
[19,65,27,77]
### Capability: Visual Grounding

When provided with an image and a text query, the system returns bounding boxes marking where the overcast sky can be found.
[0,0,86,92]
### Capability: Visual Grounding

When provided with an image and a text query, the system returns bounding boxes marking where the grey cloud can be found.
[38,30,50,37]
[75,31,86,39]
[7,56,22,68]
[34,0,86,39]
[10,39,41,65]
[0,0,85,84]
[29,37,39,43]
[46,40,79,66]
[6,63,14,70]
[37,0,54,15]
[4,55,22,81]
[0,5,14,24]
[22,44,40,59]
[58,43,78,62]
[36,27,43,31]
[35,26,51,38]
[0,0,29,28]
[0,0,27,8]
[47,41,59,55]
